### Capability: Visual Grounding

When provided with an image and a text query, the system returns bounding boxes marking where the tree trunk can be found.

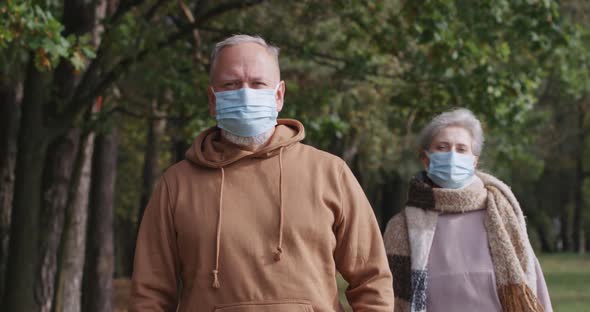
[380,172,406,231]
[537,226,553,253]
[573,103,586,254]
[138,102,167,225]
[83,127,118,312]
[53,132,95,312]
[170,117,189,164]
[35,0,107,309]
[0,79,22,300]
[36,129,81,312]
[559,209,572,252]
[128,99,167,276]
[1,59,50,312]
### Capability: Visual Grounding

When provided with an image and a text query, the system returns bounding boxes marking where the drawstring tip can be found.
[212,270,220,289]
[274,247,283,261]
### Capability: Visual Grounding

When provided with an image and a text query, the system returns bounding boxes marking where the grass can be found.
[337,253,590,312]
[539,253,590,312]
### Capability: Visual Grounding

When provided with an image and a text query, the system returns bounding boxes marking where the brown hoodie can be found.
[129,119,394,311]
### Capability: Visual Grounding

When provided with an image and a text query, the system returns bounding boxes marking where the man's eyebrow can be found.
[216,71,240,79]
[216,78,241,84]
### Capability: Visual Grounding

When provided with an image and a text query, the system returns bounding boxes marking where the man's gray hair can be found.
[418,108,485,156]
[210,34,280,75]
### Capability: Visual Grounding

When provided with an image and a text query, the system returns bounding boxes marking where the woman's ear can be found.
[421,151,430,170]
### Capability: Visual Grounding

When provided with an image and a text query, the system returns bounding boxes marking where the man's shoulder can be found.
[159,159,208,185]
[164,159,197,174]
[294,142,347,168]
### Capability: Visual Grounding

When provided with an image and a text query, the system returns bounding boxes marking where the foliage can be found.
[106,0,579,255]
[0,0,95,73]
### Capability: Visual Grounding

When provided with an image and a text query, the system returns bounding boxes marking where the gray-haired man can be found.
[130,35,394,311]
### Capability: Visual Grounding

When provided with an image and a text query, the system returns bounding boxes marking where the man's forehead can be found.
[211,43,280,80]
[218,42,270,55]
[219,45,275,64]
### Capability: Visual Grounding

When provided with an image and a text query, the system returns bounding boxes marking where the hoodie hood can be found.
[186,119,305,168]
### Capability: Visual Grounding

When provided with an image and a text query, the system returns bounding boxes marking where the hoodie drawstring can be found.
[274,147,285,261]
[212,168,224,289]
[211,148,286,289]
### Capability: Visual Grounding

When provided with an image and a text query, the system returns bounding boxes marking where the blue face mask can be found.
[426,151,476,189]
[213,84,280,137]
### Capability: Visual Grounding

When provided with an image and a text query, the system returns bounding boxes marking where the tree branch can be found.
[145,0,168,21]
[195,0,266,22]
[60,0,159,128]
[66,0,266,123]
[97,105,200,123]
[110,0,146,23]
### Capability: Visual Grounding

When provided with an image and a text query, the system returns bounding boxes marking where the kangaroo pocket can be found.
[214,300,314,312]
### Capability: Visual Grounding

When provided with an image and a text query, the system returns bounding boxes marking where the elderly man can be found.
[130,34,394,311]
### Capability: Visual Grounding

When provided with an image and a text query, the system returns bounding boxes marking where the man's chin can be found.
[221,128,274,148]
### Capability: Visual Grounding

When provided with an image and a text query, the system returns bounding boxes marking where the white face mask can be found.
[426,151,476,189]
[213,84,280,137]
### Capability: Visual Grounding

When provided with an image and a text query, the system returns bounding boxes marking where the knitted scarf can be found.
[384,171,543,312]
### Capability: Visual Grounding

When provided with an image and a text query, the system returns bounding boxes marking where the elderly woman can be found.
[384,108,552,312]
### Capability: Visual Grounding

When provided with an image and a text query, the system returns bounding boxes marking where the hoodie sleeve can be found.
[333,162,395,310]
[129,176,179,312]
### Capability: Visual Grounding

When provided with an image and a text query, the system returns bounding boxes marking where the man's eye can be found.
[223,82,235,87]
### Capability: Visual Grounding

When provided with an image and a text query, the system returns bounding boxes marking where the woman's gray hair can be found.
[210,34,280,75]
[418,108,485,156]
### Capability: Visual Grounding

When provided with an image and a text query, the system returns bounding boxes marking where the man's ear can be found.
[207,86,216,117]
[276,80,286,112]
[474,156,479,168]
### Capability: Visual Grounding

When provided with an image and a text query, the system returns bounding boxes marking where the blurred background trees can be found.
[1,0,589,311]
